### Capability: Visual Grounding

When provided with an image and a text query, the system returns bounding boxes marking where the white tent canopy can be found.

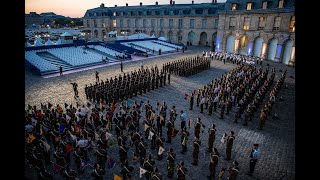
[34,38,44,46]
[55,38,62,45]
[158,37,167,41]
[45,39,53,45]
[108,31,117,35]
[26,42,33,47]
[60,32,73,37]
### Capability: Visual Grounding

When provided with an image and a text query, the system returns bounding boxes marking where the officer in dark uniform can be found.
[225,131,235,160]
[138,138,147,165]
[194,117,202,139]
[143,155,155,180]
[119,143,128,166]
[167,148,176,178]
[208,124,216,153]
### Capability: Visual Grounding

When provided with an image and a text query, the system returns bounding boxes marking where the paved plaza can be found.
[25,46,295,179]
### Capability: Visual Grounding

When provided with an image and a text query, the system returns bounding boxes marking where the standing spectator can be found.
[95,71,99,82]
[60,66,63,76]
[120,60,123,72]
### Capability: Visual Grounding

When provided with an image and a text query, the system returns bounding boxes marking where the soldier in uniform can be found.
[143,155,155,180]
[138,138,147,165]
[208,148,219,180]
[167,148,176,178]
[167,73,170,85]
[225,131,235,160]
[192,137,201,166]
[180,127,189,154]
[156,135,165,160]
[258,109,267,130]
[166,119,174,143]
[194,117,202,139]
[151,167,163,180]
[227,161,239,180]
[189,93,194,110]
[220,101,226,119]
[177,161,187,180]
[119,143,128,167]
[208,98,213,115]
[208,124,216,153]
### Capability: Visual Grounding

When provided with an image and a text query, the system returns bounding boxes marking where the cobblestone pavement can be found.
[25,46,295,180]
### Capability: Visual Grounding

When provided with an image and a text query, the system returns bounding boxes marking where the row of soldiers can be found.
[213,51,263,65]
[258,69,287,130]
[84,66,170,104]
[162,56,211,77]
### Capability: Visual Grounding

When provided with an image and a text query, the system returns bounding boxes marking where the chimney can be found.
[126,3,128,6]
[192,1,194,4]
[156,1,158,5]
[170,0,172,5]
[212,0,217,3]
[115,5,117,7]
[100,3,105,8]
[140,2,142,6]
[173,1,175,5]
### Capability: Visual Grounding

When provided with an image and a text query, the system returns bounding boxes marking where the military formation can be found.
[84,65,169,104]
[25,52,288,180]
[162,55,211,77]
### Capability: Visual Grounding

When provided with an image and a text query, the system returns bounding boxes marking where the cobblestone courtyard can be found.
[25,46,295,180]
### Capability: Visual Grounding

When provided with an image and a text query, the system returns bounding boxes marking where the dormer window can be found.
[232,4,237,11]
[247,3,253,10]
[278,0,284,8]
[262,1,268,9]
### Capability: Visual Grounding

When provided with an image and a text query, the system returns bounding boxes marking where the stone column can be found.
[260,42,268,60]
[288,46,295,66]
[234,39,239,54]
[274,43,283,62]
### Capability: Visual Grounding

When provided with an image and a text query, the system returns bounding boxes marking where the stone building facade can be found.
[82,0,295,65]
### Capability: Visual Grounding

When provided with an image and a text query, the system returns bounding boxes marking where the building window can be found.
[258,17,265,30]
[155,11,160,15]
[278,0,284,8]
[289,16,295,32]
[232,3,237,11]
[169,10,174,15]
[243,17,250,30]
[273,16,281,30]
[262,1,268,9]
[190,19,195,29]
[143,19,147,28]
[120,19,123,28]
[195,9,203,14]
[160,19,164,28]
[113,12,116,16]
[208,8,216,14]
[127,19,131,28]
[183,9,191,15]
[151,19,155,28]
[178,19,183,29]
[202,19,207,29]
[94,20,97,28]
[169,19,173,28]
[135,19,139,28]
[87,20,90,27]
[101,19,105,28]
[247,3,253,10]
[113,19,116,28]
[147,11,152,15]
[229,17,236,29]
[138,11,143,16]
[214,19,219,29]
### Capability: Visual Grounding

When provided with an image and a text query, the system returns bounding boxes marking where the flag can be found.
[66,114,71,124]
[114,174,122,180]
[139,167,147,178]
[105,132,113,140]
[43,141,51,151]
[144,123,149,132]
[107,158,116,169]
[158,146,165,155]
[81,159,87,169]
[59,124,66,134]
[148,131,154,140]
[53,163,63,174]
